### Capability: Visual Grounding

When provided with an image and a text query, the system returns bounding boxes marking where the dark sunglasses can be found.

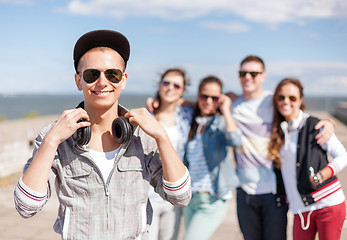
[161,80,182,90]
[239,71,263,78]
[199,94,220,103]
[81,69,123,84]
[277,95,298,102]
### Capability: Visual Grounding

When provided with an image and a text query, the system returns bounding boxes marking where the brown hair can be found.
[240,55,265,71]
[159,68,190,88]
[154,68,189,112]
[268,78,306,168]
[188,75,223,140]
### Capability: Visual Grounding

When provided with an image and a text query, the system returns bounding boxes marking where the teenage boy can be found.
[14,30,191,240]
[230,55,333,240]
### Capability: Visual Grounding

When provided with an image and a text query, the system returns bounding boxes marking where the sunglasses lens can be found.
[199,94,208,101]
[278,95,298,102]
[105,69,123,83]
[173,83,182,90]
[212,97,219,102]
[161,81,182,90]
[83,69,100,83]
[83,69,123,83]
[250,72,259,78]
[200,94,219,102]
[161,81,170,87]
[239,71,262,78]
[239,71,247,77]
[278,95,285,101]
[289,96,297,102]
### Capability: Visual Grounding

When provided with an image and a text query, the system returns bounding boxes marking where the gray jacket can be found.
[14,121,191,240]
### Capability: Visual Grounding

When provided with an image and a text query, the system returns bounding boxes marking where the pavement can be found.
[1,111,347,240]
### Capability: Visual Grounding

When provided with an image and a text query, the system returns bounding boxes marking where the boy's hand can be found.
[46,108,90,146]
[315,119,334,145]
[146,97,159,112]
[125,108,167,141]
[225,91,238,101]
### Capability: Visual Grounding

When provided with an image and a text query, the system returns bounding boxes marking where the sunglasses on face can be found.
[199,94,220,103]
[161,80,183,90]
[277,95,298,102]
[239,71,263,78]
[81,69,123,84]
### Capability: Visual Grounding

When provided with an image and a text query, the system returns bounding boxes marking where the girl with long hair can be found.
[148,68,193,240]
[182,76,241,240]
[269,78,347,240]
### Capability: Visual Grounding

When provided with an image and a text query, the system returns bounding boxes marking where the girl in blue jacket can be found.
[183,76,241,240]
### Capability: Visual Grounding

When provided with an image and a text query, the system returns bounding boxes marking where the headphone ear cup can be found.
[73,120,91,146]
[112,117,133,144]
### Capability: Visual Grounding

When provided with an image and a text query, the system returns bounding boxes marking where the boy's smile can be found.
[75,48,128,111]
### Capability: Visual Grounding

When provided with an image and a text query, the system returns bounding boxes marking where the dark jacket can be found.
[276,116,339,207]
[296,116,338,206]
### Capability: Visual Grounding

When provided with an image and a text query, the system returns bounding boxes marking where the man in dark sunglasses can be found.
[229,55,335,240]
[14,30,191,240]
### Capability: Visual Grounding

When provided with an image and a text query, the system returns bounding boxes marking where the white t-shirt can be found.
[89,147,121,183]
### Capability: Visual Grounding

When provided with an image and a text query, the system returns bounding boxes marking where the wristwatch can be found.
[313,174,320,185]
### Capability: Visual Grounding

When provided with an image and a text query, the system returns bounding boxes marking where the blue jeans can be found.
[183,192,228,240]
[237,188,288,240]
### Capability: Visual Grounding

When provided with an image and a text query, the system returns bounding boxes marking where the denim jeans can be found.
[183,192,228,240]
[237,188,288,240]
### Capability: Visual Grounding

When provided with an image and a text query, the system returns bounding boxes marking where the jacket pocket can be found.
[63,159,93,178]
[63,159,96,197]
[117,157,143,171]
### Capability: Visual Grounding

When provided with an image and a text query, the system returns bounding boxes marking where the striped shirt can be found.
[186,133,214,195]
[231,91,277,195]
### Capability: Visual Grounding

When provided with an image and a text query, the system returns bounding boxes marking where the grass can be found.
[23,111,40,119]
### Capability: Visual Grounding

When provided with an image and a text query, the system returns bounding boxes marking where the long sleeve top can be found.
[280,111,347,214]
[231,91,277,195]
[14,122,191,240]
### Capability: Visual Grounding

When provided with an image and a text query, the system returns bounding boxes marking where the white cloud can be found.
[263,60,347,96]
[322,75,347,85]
[268,60,347,76]
[63,0,347,24]
[201,21,250,33]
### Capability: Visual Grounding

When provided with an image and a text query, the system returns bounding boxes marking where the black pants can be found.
[236,188,288,240]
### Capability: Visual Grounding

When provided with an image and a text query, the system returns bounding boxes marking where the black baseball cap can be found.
[73,30,130,72]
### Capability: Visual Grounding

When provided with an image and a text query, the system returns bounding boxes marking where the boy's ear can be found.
[260,72,267,84]
[120,72,128,90]
[75,73,83,91]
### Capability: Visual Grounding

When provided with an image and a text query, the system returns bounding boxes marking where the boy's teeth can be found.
[96,91,109,95]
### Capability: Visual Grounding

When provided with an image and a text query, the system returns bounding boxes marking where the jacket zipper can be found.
[73,132,133,237]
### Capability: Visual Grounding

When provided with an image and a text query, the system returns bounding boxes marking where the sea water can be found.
[0,93,346,120]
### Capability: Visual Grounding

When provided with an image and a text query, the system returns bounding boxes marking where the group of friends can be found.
[13,29,347,240]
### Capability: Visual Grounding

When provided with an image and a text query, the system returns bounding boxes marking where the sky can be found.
[0,0,346,97]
